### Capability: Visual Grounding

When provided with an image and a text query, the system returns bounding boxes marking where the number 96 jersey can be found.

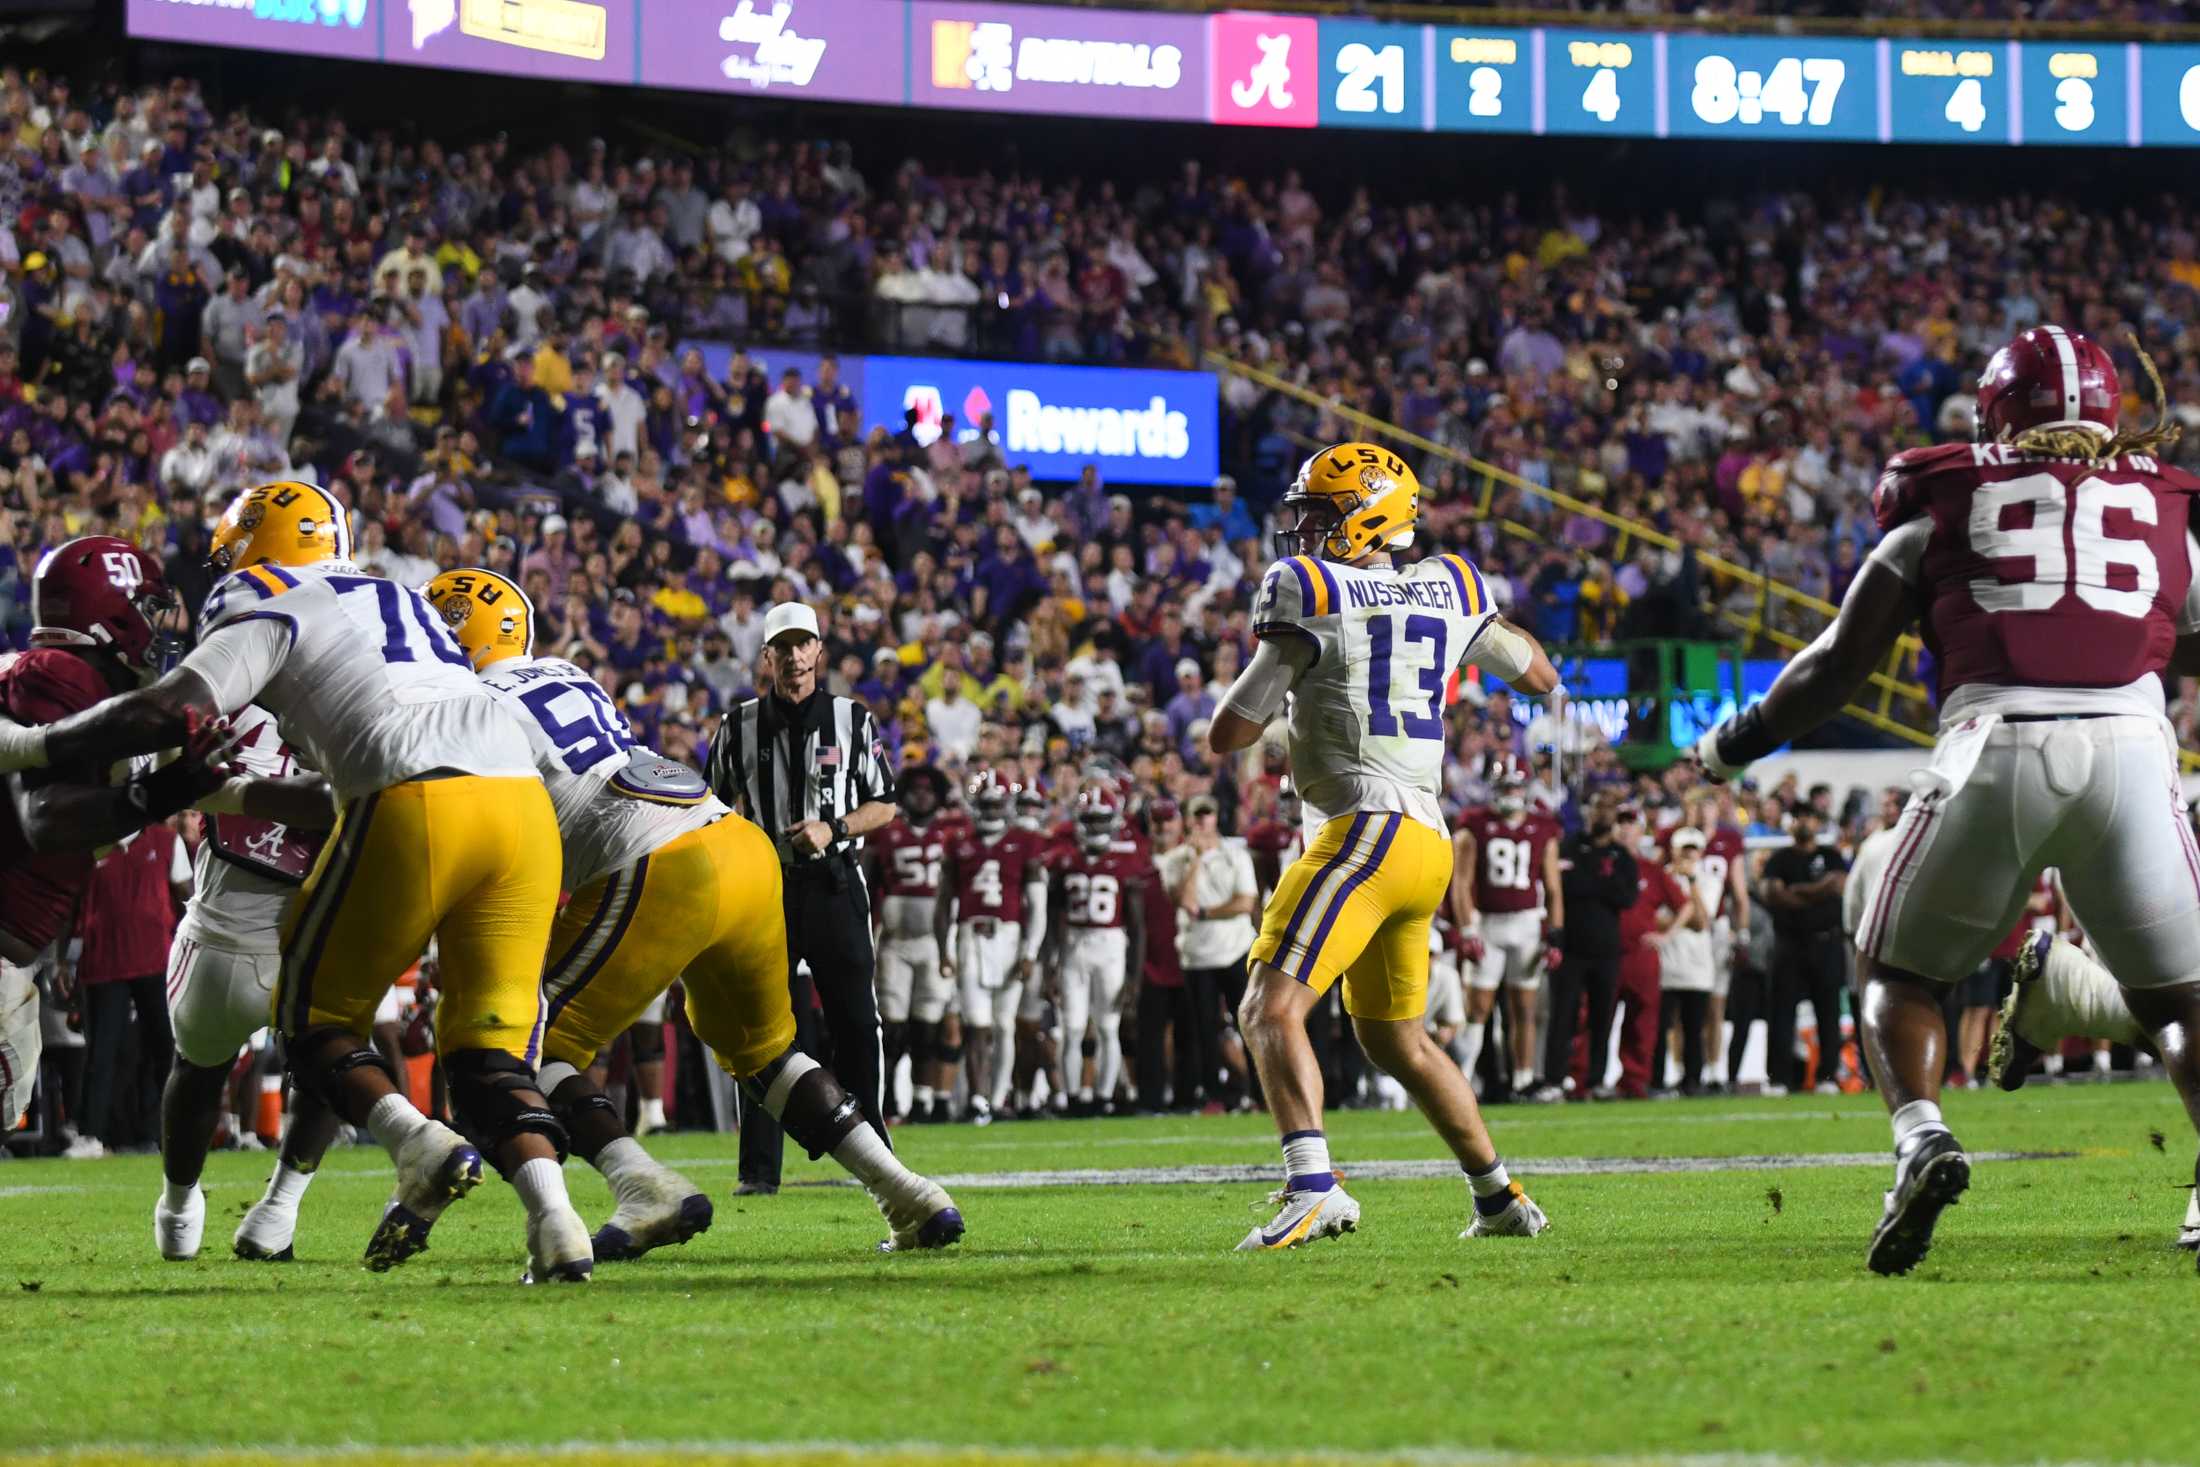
[481,656,728,891]
[1252,552,1500,835]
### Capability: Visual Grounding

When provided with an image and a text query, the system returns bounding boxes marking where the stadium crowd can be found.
[0,61,2178,1146]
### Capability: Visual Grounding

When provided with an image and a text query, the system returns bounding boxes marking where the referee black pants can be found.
[738,860,888,1188]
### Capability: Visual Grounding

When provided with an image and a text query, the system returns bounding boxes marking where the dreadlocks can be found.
[2010,333,2184,463]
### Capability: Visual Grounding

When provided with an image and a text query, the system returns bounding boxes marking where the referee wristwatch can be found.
[828,815,849,843]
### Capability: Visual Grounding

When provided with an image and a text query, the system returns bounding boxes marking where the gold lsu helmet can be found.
[1280,442,1420,563]
[426,566,535,671]
[209,481,353,574]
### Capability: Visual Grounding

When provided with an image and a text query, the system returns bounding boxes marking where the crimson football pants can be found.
[1612,952,1663,1098]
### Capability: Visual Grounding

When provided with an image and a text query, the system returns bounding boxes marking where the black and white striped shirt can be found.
[707,691,897,868]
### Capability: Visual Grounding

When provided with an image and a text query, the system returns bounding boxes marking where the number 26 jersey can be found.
[185,562,536,804]
[1252,552,1501,836]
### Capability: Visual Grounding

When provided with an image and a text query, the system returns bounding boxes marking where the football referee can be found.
[708,603,900,1193]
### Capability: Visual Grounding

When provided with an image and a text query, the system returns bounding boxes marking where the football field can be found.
[3,1083,2193,1467]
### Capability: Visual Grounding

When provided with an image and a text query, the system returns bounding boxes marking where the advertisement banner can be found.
[863,355,1217,486]
[385,0,640,84]
[909,0,1209,123]
[642,0,905,105]
[1211,11,1320,128]
[126,0,383,62]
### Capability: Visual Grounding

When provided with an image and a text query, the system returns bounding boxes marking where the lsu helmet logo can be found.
[1280,442,1421,563]
[426,567,535,672]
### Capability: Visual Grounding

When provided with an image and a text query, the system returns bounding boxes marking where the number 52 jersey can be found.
[1252,552,1501,835]
[186,563,536,803]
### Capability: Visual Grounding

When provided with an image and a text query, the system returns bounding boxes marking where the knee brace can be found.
[626,1018,666,1065]
[285,1024,398,1118]
[740,1049,866,1161]
[1081,1035,1099,1059]
[445,1048,568,1165]
[540,1059,623,1162]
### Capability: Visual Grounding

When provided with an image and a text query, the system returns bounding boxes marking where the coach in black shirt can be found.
[1762,808,1850,1094]
[1535,797,1638,1102]
[708,603,899,1192]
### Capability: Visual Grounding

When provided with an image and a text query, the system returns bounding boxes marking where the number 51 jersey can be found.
[190,563,536,803]
[481,656,727,891]
[1252,552,1500,835]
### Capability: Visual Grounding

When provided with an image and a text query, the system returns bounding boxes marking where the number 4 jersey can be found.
[185,562,536,802]
[1252,552,1502,834]
[1871,442,2200,722]
[481,656,727,891]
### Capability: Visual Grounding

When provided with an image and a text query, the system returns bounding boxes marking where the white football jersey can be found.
[186,561,537,803]
[481,656,726,891]
[177,703,301,955]
[1252,551,1501,836]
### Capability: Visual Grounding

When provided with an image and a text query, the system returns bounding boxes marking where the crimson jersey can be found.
[1061,844,1148,931]
[1873,442,2200,702]
[1664,824,1745,920]
[1243,818,1303,871]
[1461,809,1561,913]
[0,649,113,954]
[945,828,1046,926]
[871,817,948,900]
[1619,860,1690,951]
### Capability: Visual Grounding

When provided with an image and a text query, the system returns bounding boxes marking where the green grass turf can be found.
[3,1083,2195,1466]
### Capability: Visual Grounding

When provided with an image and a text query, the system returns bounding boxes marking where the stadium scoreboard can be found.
[126,0,2200,148]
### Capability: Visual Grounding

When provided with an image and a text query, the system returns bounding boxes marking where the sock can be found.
[2037,941,2146,1045]
[1281,1129,1334,1192]
[639,1097,666,1130]
[161,1178,199,1212]
[832,1119,930,1212]
[1890,1098,1947,1150]
[593,1136,659,1204]
[261,1161,314,1209]
[511,1155,573,1220]
[2092,1047,2113,1073]
[1460,1021,1487,1080]
[913,1084,934,1108]
[1466,1157,1517,1216]
[365,1092,429,1153]
[1513,1066,1536,1093]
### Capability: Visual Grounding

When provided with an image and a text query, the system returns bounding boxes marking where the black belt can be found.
[2002,712,2118,724]
[784,852,856,883]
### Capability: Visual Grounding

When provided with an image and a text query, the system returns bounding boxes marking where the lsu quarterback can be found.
[426,568,964,1255]
[1208,443,1561,1251]
[0,483,594,1283]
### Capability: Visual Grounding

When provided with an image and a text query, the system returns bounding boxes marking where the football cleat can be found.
[592,1169,714,1263]
[363,1121,484,1272]
[1236,1184,1361,1252]
[1462,1183,1549,1239]
[522,1202,595,1284]
[1991,931,2053,1092]
[154,1185,205,1262]
[232,1196,298,1262]
[877,1178,966,1253]
[966,1096,993,1127]
[1867,1128,1971,1276]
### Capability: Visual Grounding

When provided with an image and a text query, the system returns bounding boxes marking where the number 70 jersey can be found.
[1252,552,1500,836]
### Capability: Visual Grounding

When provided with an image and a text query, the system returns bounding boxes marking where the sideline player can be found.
[1209,442,1560,1250]
[1451,764,1563,1097]
[868,764,956,1122]
[429,568,963,1254]
[1,486,588,1281]
[935,772,1047,1123]
[0,538,224,1132]
[1699,327,2200,1274]
[1045,787,1147,1114]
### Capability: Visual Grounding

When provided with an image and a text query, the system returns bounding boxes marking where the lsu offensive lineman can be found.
[3,483,590,1282]
[428,569,964,1254]
[1209,443,1562,1251]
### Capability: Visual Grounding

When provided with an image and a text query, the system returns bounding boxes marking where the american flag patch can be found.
[818,747,842,768]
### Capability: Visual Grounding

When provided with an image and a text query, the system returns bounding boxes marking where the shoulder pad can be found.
[1872,443,1978,533]
[1253,556,1340,638]
[0,646,110,724]
[201,565,303,634]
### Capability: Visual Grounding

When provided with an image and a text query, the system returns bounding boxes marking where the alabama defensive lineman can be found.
[935,772,1047,1123]
[1045,788,1148,1114]
[869,764,955,1122]
[1451,765,1564,1098]
[1210,442,1561,1251]
[1699,327,2200,1274]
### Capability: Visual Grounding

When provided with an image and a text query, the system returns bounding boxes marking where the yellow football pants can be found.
[276,773,562,1060]
[538,815,796,1079]
[1247,810,1454,1022]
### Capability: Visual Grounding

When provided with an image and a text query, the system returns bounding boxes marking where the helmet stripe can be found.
[502,572,538,657]
[311,484,352,559]
[2041,325,2080,421]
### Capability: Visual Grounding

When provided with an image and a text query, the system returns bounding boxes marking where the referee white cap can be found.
[762,603,819,645]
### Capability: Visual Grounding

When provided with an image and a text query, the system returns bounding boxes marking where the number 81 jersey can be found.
[481,655,728,890]
[1252,552,1499,835]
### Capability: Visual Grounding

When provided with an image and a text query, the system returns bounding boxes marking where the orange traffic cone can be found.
[255,1072,284,1144]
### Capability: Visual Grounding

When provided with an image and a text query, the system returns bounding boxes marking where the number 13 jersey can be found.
[1252,552,1501,836]
[186,563,536,803]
